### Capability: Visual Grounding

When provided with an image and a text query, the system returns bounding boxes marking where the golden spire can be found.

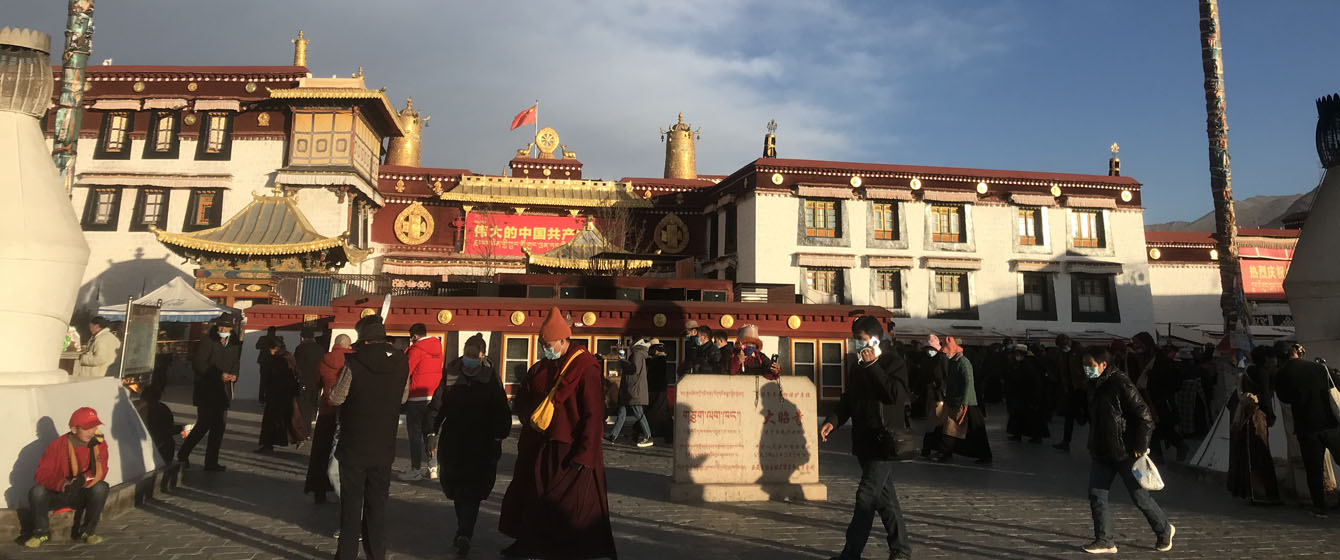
[1110,142,1120,156]
[385,97,428,167]
[1108,142,1121,177]
[661,113,699,179]
[291,30,309,67]
[354,66,364,78]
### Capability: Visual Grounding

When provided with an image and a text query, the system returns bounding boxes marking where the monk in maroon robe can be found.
[500,307,617,560]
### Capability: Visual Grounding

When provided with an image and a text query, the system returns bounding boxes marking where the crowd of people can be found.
[27,309,1340,558]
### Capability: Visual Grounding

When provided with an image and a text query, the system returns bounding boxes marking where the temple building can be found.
[48,32,402,309]
[1145,228,1298,345]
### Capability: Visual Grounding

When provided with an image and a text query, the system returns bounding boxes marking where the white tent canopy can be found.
[97,276,233,322]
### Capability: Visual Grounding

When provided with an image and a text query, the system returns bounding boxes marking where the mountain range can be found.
[1145,188,1316,232]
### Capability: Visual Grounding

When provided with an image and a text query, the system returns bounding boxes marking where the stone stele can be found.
[670,374,827,502]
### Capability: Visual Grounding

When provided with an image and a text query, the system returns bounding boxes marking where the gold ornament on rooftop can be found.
[787,315,802,330]
[581,312,597,326]
[719,314,735,329]
[535,127,560,158]
[771,173,784,185]
[393,202,434,245]
[1120,190,1133,202]
[437,310,453,324]
[909,178,922,190]
[510,311,526,326]
[850,176,862,188]
[654,213,690,253]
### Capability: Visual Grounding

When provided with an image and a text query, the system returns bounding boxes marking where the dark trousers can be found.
[1297,427,1340,512]
[1088,458,1170,545]
[336,461,391,560]
[839,459,911,559]
[1060,391,1087,444]
[454,498,481,538]
[404,401,429,470]
[29,481,109,536]
[304,412,338,496]
[178,405,227,467]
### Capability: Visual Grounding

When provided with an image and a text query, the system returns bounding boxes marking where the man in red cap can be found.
[24,407,110,548]
[499,307,616,559]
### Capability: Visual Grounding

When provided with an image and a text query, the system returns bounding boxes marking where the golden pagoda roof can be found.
[152,189,371,264]
[439,175,652,208]
[524,221,652,271]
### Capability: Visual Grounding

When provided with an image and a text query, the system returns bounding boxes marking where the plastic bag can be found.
[1131,454,1165,491]
[327,426,341,498]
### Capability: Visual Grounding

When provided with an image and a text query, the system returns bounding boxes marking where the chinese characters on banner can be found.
[462,212,587,257]
[1240,259,1290,298]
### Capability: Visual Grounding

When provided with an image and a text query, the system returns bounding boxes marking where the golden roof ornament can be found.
[661,113,700,179]
[291,30,309,67]
[1108,142,1122,177]
[1110,142,1120,156]
[535,126,560,158]
[763,119,778,158]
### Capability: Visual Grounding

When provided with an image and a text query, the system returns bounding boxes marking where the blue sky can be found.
[10,1,1336,223]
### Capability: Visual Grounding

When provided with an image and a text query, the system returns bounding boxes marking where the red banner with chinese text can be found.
[463,212,587,257]
[1241,259,1290,298]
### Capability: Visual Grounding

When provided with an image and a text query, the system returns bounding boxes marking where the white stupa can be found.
[0,28,160,509]
[1284,94,1340,364]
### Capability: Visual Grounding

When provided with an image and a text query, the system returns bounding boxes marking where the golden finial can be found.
[272,182,285,196]
[1110,142,1120,156]
[405,97,413,110]
[354,66,364,78]
[291,30,309,67]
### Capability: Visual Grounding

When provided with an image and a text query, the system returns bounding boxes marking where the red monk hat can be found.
[540,306,572,342]
[69,407,102,430]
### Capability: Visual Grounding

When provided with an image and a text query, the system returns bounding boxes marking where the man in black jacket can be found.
[329,317,410,560]
[821,316,912,560]
[177,313,242,471]
[1273,342,1340,517]
[293,327,325,427]
[1082,346,1173,555]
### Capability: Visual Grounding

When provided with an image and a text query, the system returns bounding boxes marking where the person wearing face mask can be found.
[177,313,242,471]
[608,338,654,448]
[401,323,444,481]
[730,335,782,379]
[821,316,913,560]
[500,307,616,559]
[930,337,992,465]
[424,334,510,555]
[679,320,715,376]
[1081,346,1173,554]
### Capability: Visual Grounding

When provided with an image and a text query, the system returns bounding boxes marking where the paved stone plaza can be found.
[10,389,1340,560]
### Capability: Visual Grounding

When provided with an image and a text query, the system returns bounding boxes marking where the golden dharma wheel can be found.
[719,314,735,329]
[652,313,667,327]
[787,315,803,330]
[581,311,597,326]
[360,308,376,318]
[509,311,526,326]
[437,310,453,325]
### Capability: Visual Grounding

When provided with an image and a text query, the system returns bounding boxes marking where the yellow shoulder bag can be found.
[529,348,585,432]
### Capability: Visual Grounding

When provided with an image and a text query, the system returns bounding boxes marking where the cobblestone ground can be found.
[10,389,1340,559]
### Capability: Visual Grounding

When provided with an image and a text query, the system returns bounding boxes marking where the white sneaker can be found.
[428,465,439,480]
[397,468,424,482]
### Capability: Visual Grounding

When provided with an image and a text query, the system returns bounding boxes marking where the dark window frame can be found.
[130,187,171,232]
[93,110,134,160]
[1071,273,1121,323]
[930,204,966,243]
[1072,210,1105,249]
[195,111,235,161]
[804,267,845,304]
[183,188,224,232]
[930,270,977,319]
[803,198,840,238]
[143,110,182,159]
[1018,207,1043,246]
[81,187,123,231]
[1016,272,1057,321]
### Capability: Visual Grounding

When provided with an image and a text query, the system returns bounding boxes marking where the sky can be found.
[9,0,1339,224]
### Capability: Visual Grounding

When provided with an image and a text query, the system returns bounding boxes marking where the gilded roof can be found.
[440,175,652,208]
[525,222,651,271]
[152,192,363,260]
[267,85,405,136]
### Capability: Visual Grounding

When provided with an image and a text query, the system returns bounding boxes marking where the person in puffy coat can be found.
[1081,346,1174,554]
[401,323,444,481]
[423,334,510,556]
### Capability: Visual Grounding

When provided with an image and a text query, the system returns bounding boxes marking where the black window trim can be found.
[142,109,182,159]
[81,187,123,231]
[183,188,224,232]
[195,111,235,161]
[93,110,134,160]
[1016,271,1058,321]
[130,187,171,232]
[1070,272,1122,323]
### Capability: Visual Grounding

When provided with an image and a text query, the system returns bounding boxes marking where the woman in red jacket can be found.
[304,334,352,503]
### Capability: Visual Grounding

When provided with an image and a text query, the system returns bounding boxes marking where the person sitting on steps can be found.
[24,407,111,548]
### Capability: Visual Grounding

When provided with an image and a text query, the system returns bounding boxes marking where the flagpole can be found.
[534,99,540,139]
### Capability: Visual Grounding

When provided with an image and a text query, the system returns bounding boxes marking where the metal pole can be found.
[1198,0,1254,348]
[51,0,96,198]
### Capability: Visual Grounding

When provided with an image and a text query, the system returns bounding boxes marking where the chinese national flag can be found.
[510,104,537,130]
